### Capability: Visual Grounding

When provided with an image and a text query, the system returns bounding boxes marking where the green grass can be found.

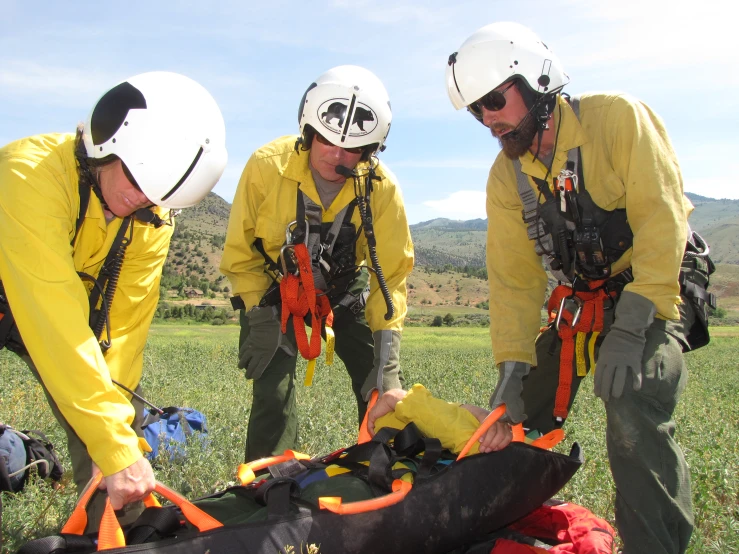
[1,327,738,553]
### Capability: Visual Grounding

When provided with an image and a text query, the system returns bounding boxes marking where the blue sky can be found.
[1,0,736,224]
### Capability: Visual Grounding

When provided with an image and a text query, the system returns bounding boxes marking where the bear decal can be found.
[317,99,378,137]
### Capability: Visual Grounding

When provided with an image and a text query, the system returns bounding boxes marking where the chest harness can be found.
[514,96,713,423]
[0,167,170,357]
[232,162,395,385]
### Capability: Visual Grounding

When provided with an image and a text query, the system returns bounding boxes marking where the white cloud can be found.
[0,61,112,104]
[684,177,739,200]
[423,190,486,218]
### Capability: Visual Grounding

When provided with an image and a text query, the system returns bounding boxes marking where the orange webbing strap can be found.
[529,429,566,450]
[280,243,334,363]
[548,284,611,421]
[237,449,312,486]
[457,404,507,461]
[61,472,104,534]
[357,389,379,444]
[319,479,412,515]
[456,405,566,462]
[62,473,223,549]
[153,481,223,531]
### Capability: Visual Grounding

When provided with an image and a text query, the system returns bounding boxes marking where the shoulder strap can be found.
[72,182,92,247]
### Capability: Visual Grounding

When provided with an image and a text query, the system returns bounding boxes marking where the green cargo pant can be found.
[241,280,392,462]
[521,296,695,554]
[23,355,145,532]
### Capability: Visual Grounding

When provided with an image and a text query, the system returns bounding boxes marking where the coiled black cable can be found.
[336,163,395,321]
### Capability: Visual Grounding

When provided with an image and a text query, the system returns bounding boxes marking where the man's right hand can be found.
[489,361,531,424]
[367,388,407,436]
[93,457,156,510]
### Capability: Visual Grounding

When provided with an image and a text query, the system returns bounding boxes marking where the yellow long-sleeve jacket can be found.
[486,93,693,365]
[0,133,173,476]
[220,135,413,332]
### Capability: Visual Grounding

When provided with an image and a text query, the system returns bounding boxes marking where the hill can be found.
[160,191,739,319]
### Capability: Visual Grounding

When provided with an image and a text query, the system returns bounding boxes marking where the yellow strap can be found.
[304,359,316,386]
[576,331,587,377]
[325,327,335,366]
[588,331,600,373]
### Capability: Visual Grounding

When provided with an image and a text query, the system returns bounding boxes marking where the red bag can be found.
[490,500,615,554]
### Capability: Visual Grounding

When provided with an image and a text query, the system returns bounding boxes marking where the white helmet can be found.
[446,22,569,111]
[83,71,227,209]
[298,65,392,153]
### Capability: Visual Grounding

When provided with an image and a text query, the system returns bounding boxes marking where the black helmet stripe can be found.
[91,82,147,145]
[161,147,204,202]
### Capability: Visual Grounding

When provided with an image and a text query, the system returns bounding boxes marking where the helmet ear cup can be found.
[298,83,317,126]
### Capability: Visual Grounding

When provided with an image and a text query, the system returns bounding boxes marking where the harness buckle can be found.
[555,295,583,331]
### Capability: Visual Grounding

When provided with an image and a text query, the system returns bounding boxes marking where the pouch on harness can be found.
[19,407,583,554]
[0,425,64,493]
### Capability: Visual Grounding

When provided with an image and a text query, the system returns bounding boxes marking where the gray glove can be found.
[489,361,530,424]
[594,291,656,402]
[361,330,403,401]
[238,305,295,380]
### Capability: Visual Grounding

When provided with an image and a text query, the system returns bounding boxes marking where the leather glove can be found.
[594,291,656,402]
[489,361,530,424]
[361,330,403,401]
[238,305,295,380]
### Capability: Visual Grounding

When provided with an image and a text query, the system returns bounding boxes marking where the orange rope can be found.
[280,243,334,361]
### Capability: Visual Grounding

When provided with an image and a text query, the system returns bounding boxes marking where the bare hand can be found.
[367,388,407,436]
[461,404,513,453]
[95,457,156,510]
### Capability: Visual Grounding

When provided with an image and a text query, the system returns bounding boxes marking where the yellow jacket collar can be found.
[518,95,589,181]
[281,144,363,219]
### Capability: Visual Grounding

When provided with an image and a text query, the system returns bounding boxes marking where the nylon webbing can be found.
[514,96,581,283]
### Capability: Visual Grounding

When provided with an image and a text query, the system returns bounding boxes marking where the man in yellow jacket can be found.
[445,23,714,554]
[0,72,227,527]
[221,66,414,462]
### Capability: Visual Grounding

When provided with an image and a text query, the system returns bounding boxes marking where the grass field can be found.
[1,326,738,553]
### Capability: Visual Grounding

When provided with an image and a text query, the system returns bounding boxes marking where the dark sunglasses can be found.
[468,81,517,118]
[315,132,364,155]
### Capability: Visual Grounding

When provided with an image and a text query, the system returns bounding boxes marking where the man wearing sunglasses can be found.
[0,72,227,530]
[446,22,711,554]
[221,65,414,462]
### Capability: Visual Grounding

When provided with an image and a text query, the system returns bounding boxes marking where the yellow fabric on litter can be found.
[374,384,481,455]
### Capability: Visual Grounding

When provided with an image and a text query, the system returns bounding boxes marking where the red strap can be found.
[280,243,334,361]
[548,285,612,420]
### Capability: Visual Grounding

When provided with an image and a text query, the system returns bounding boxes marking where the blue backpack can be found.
[141,407,208,462]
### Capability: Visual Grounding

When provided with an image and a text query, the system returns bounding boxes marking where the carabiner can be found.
[280,245,299,277]
[285,220,309,246]
[555,295,583,331]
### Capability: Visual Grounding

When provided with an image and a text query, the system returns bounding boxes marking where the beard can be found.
[492,112,539,160]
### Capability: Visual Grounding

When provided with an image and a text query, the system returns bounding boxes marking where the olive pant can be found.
[23,355,145,532]
[521,298,695,554]
[241,300,381,463]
